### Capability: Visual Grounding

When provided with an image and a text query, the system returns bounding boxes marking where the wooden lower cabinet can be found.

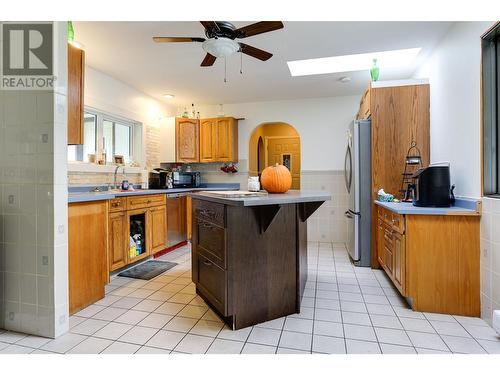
[69,201,107,315]
[377,208,406,296]
[392,231,405,293]
[107,194,168,272]
[150,205,167,254]
[376,205,480,316]
[109,211,127,271]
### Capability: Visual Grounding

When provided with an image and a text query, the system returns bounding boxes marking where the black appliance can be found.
[412,164,455,207]
[149,168,168,189]
[173,171,201,188]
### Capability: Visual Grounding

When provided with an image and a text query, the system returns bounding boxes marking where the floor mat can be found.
[117,260,177,280]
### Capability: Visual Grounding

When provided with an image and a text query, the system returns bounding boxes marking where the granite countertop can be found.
[68,183,240,203]
[375,198,481,216]
[192,190,331,207]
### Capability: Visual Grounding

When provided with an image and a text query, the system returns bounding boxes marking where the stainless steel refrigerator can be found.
[344,119,372,267]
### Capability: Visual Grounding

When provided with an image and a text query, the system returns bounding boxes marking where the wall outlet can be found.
[58,225,64,234]
[42,256,49,266]
[8,312,15,321]
[8,195,15,205]
[41,134,49,143]
[483,247,489,258]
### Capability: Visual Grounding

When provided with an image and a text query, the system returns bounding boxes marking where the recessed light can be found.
[339,76,351,83]
[163,94,175,99]
[287,48,421,77]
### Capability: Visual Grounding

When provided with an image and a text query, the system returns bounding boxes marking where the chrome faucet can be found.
[114,165,125,189]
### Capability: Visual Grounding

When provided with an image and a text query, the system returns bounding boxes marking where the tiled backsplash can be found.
[67,171,144,186]
[480,197,500,326]
[301,171,348,243]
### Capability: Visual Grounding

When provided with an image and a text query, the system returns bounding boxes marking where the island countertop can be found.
[192,190,331,206]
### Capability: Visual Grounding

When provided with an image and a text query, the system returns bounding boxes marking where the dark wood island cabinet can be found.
[191,191,330,330]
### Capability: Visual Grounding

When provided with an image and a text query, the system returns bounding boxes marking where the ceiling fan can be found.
[153,21,284,67]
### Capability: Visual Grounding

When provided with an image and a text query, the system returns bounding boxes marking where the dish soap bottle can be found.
[370,58,379,81]
[182,107,189,118]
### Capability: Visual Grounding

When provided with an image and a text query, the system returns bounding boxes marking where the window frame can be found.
[68,106,143,166]
[482,23,500,197]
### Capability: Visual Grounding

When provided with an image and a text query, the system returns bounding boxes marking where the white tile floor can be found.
[1,242,500,354]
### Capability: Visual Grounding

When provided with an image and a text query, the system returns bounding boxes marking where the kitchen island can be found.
[190,190,330,330]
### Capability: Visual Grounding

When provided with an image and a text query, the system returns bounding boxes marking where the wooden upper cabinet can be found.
[176,118,200,163]
[200,118,216,163]
[67,43,85,145]
[179,117,238,163]
[214,117,238,162]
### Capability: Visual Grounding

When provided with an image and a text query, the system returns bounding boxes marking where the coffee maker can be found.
[149,168,171,189]
[412,163,455,207]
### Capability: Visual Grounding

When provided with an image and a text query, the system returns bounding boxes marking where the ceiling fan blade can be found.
[200,21,219,30]
[201,53,217,67]
[239,43,273,61]
[236,21,284,38]
[153,37,205,43]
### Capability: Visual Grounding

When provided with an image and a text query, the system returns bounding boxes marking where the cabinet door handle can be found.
[202,259,212,266]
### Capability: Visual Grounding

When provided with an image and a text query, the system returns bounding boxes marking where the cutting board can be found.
[202,190,268,198]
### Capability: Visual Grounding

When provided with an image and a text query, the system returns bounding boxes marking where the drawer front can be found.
[148,194,166,207]
[194,199,225,228]
[391,213,404,234]
[196,253,226,315]
[196,218,226,268]
[126,194,166,210]
[109,197,126,212]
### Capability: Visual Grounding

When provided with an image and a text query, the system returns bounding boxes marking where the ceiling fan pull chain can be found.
[240,51,243,75]
[224,57,227,83]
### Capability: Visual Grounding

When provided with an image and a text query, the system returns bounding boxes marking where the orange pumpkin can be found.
[261,163,292,193]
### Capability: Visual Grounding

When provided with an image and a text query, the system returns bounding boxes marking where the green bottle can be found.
[370,58,379,81]
[67,21,74,42]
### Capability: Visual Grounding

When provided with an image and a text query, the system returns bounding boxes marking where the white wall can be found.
[414,21,493,198]
[198,96,360,171]
[84,66,176,168]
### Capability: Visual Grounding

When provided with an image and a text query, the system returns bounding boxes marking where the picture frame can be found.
[113,155,124,165]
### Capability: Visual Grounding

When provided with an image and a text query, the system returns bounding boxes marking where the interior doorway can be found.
[249,122,301,189]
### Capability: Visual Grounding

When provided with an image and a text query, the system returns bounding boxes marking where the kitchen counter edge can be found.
[68,184,240,204]
[192,190,331,207]
[374,198,481,216]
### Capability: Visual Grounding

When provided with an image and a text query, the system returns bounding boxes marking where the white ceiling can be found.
[74,21,453,106]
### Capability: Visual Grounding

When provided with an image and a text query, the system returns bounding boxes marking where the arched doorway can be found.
[249,122,301,189]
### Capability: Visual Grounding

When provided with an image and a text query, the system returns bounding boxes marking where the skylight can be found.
[287,48,422,77]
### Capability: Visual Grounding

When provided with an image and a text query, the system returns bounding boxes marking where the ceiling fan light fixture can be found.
[202,38,240,58]
[163,94,175,99]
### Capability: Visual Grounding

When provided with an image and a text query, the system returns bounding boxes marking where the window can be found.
[67,112,97,162]
[482,23,500,196]
[68,108,142,165]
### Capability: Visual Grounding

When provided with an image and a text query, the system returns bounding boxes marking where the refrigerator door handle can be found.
[344,146,352,193]
[344,210,353,219]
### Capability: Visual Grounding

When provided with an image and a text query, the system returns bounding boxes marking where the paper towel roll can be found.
[493,310,500,334]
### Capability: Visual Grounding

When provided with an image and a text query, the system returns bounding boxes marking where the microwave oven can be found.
[172,171,201,188]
